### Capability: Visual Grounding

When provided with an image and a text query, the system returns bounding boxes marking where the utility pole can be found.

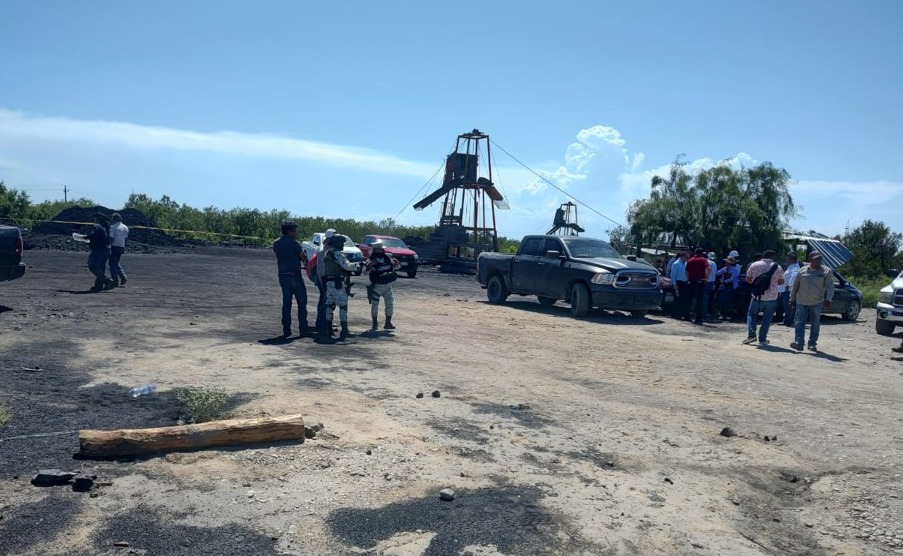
[64,185,68,203]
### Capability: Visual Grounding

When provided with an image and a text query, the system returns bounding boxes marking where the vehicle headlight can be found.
[879,291,893,304]
[591,271,615,285]
[413,254,419,261]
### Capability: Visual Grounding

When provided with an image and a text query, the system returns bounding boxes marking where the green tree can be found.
[627,159,796,259]
[842,220,902,278]
[0,182,32,221]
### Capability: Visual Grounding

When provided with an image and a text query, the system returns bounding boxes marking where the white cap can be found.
[371,240,384,250]
[325,229,336,238]
[728,250,740,259]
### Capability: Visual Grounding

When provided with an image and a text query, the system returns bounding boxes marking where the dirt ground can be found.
[2,248,903,556]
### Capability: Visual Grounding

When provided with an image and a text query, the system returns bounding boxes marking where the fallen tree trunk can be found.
[78,414,305,458]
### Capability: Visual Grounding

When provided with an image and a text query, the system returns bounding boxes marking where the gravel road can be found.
[1,249,902,555]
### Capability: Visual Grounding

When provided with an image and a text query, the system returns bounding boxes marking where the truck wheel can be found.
[570,284,591,318]
[630,310,648,319]
[876,318,896,336]
[842,300,861,322]
[487,275,509,305]
[407,270,417,278]
[537,296,557,307]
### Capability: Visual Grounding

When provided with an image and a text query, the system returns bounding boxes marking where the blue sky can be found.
[1,0,901,241]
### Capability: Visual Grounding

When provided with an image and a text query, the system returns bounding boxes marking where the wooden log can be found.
[78,414,305,458]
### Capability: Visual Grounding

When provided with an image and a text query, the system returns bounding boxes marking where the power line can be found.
[489,139,626,229]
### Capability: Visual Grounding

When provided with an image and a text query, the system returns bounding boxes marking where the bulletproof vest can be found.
[323,250,344,277]
[370,254,396,284]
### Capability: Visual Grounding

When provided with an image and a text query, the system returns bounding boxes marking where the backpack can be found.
[750,263,778,298]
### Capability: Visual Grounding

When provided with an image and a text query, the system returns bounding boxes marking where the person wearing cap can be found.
[321,234,361,340]
[272,221,310,338]
[685,248,712,324]
[313,228,337,334]
[743,250,784,345]
[366,240,401,331]
[108,213,129,287]
[789,251,834,352]
[716,254,741,319]
[76,213,114,292]
[781,252,801,326]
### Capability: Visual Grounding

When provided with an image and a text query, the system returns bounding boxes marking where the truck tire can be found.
[570,283,591,318]
[876,318,896,336]
[630,310,648,319]
[842,300,861,322]
[407,270,417,278]
[487,275,510,305]
[537,296,557,307]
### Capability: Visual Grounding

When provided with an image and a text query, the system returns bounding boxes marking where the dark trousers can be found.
[688,280,706,323]
[702,282,714,321]
[87,250,110,290]
[109,246,127,283]
[314,279,327,329]
[672,281,690,319]
[279,272,308,335]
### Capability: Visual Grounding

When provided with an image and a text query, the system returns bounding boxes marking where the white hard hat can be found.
[325,229,336,238]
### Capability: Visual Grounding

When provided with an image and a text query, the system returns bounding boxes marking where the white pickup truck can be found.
[301,232,364,264]
[877,269,903,336]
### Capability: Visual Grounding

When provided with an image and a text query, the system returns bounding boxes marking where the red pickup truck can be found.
[358,235,420,278]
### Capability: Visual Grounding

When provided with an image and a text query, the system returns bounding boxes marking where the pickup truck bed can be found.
[0,226,26,282]
[478,235,661,318]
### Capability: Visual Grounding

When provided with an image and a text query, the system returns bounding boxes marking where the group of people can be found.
[77,212,129,292]
[273,223,399,342]
[664,246,836,350]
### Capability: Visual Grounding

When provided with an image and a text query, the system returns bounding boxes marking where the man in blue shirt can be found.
[273,222,310,338]
[670,252,689,319]
[716,254,741,320]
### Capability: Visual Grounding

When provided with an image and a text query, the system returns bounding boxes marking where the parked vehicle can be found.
[827,271,863,322]
[358,235,420,278]
[477,235,661,318]
[301,232,364,264]
[877,269,903,336]
[0,226,26,282]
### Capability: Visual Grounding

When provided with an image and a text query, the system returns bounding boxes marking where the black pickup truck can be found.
[477,235,662,318]
[0,226,26,282]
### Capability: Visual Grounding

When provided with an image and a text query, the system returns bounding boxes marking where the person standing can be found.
[743,250,785,345]
[781,252,801,326]
[76,213,113,293]
[313,229,336,335]
[366,240,400,331]
[717,254,741,320]
[704,253,718,321]
[272,222,309,338]
[669,252,689,320]
[108,213,129,287]
[685,248,712,324]
[789,252,834,352]
[321,235,360,340]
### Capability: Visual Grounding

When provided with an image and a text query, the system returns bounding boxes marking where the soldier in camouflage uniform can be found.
[321,235,360,340]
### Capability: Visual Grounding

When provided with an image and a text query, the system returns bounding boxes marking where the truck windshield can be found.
[562,238,621,259]
[380,238,407,249]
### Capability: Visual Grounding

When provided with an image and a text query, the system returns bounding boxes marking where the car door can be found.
[511,238,543,293]
[830,271,850,315]
[536,238,565,298]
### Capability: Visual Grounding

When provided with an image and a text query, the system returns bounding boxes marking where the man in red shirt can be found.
[685,248,712,325]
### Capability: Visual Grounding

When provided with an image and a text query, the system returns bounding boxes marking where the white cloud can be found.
[0,109,437,178]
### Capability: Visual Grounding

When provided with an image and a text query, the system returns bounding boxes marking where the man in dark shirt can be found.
[366,241,401,331]
[272,222,309,338]
[75,213,113,292]
[686,248,712,325]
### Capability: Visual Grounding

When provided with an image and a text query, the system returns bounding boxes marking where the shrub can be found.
[844,275,887,308]
[177,387,229,423]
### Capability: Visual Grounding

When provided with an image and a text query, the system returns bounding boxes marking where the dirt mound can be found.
[31,205,182,248]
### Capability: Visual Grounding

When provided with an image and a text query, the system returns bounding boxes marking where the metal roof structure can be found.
[784,231,853,269]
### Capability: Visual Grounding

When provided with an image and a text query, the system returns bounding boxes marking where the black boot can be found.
[371,317,379,331]
[384,316,396,330]
[320,321,334,339]
[340,323,352,339]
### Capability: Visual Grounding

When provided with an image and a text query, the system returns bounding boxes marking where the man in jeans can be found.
[790,251,834,352]
[272,221,309,338]
[743,250,785,345]
[685,248,712,324]
[781,252,801,326]
[108,213,129,287]
[669,252,689,320]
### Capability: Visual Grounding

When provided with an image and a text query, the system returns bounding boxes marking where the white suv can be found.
[877,270,903,335]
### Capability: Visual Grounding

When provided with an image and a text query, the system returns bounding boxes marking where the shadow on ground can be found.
[327,484,602,555]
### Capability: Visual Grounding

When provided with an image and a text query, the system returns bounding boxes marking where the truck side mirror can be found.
[545,250,560,260]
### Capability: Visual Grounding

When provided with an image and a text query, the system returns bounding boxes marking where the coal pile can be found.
[29,205,183,250]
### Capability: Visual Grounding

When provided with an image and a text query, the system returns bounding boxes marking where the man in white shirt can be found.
[109,213,129,287]
[781,252,801,326]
